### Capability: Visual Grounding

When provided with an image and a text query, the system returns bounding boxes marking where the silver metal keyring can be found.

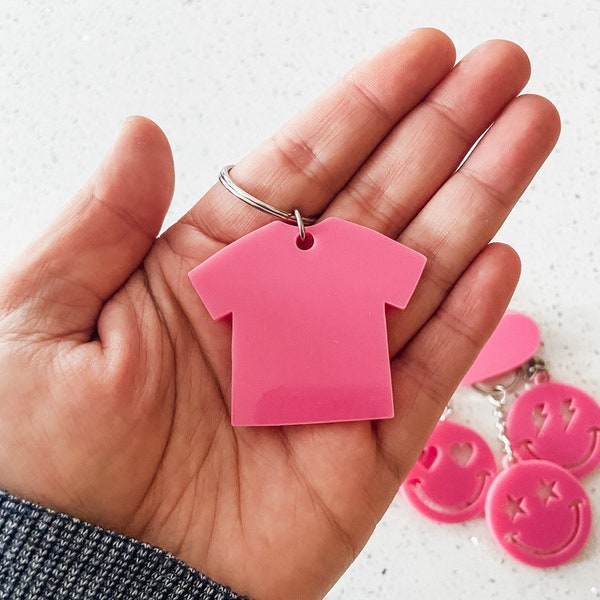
[218,165,318,232]
[293,209,306,241]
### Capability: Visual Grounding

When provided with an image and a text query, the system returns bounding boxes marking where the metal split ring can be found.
[218,165,317,240]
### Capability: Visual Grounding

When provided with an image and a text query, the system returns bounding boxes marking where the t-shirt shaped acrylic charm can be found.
[189,217,426,426]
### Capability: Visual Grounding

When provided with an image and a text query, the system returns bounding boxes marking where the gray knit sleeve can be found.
[0,491,248,600]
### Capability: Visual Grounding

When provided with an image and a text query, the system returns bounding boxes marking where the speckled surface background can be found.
[1,1,599,597]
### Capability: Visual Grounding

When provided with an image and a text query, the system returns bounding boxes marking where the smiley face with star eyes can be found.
[507,382,600,478]
[403,421,497,523]
[485,459,592,567]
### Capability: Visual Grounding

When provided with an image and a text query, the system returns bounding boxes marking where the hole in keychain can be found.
[292,208,314,250]
[296,232,315,250]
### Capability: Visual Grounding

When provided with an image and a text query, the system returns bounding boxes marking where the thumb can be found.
[0,116,175,340]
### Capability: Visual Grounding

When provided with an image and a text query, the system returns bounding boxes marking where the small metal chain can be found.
[472,357,550,464]
[439,399,454,422]
[521,357,550,385]
[486,385,514,463]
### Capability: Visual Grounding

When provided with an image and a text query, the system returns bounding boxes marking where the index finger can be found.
[177,28,456,244]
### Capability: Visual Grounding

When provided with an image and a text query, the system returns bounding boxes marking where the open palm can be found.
[0,30,559,600]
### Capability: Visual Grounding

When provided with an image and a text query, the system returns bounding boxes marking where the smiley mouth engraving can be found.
[408,471,492,514]
[506,500,583,556]
[521,428,600,470]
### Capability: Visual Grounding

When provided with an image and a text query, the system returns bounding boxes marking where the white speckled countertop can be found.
[1,1,599,598]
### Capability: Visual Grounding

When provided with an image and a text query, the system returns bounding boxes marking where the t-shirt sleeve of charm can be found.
[188,225,272,320]
[350,221,427,309]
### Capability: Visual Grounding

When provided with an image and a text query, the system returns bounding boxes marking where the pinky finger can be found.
[378,242,521,478]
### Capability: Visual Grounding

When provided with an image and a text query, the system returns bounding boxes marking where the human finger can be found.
[378,243,521,476]
[177,28,456,244]
[324,39,531,236]
[0,117,175,339]
[385,94,560,356]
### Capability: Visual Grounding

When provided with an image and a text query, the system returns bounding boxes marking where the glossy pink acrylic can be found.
[188,218,426,426]
[507,382,600,478]
[461,312,541,386]
[485,459,591,567]
[403,420,497,522]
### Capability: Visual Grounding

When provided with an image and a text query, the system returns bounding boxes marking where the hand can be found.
[0,29,559,600]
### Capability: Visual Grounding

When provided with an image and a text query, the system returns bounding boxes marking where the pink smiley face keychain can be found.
[403,418,497,523]
[402,312,538,525]
[465,312,594,566]
[506,363,600,478]
[474,371,592,567]
[465,311,600,478]
[485,458,591,568]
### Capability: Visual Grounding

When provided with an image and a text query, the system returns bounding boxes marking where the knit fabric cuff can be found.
[0,490,247,600]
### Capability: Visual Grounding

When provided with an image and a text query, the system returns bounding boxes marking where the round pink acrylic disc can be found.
[461,312,540,387]
[507,382,600,478]
[403,421,497,523]
[485,460,591,567]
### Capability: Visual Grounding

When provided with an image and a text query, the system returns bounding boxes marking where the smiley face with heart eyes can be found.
[485,459,591,567]
[403,421,497,523]
[507,382,600,478]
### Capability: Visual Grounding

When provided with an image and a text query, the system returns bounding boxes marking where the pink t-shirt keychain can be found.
[188,165,427,426]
